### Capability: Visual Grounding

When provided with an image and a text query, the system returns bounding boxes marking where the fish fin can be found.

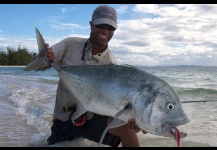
[107,119,126,129]
[71,104,87,121]
[35,27,47,54]
[107,103,132,128]
[23,28,48,71]
[23,57,47,71]
[97,103,132,147]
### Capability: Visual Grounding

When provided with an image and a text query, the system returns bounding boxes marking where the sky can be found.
[0,4,217,66]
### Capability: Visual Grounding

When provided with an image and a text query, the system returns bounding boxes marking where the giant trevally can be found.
[23,28,190,147]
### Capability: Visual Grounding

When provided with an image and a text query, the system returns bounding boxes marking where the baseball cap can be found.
[92,5,117,29]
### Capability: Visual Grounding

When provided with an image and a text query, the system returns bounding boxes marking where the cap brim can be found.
[93,18,117,29]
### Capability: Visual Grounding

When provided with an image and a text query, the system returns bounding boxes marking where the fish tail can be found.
[23,28,48,71]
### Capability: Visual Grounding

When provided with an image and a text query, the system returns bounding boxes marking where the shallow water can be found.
[0,66,216,147]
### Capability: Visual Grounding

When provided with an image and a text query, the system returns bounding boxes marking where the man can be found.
[41,5,143,147]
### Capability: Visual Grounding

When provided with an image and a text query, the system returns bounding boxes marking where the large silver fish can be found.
[24,28,190,146]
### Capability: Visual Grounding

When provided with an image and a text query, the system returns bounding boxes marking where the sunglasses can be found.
[94,24,116,31]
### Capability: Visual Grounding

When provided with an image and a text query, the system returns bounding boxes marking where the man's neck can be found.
[91,43,107,55]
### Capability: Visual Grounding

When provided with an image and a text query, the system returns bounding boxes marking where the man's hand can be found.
[45,44,55,62]
[127,119,147,134]
[44,44,55,69]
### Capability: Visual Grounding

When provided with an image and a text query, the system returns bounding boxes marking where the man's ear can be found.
[90,21,94,31]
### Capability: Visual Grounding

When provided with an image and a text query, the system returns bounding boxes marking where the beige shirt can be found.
[51,37,117,121]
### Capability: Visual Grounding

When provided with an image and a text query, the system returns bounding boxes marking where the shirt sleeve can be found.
[51,38,68,64]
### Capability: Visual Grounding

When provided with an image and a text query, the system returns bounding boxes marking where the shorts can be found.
[47,113,121,147]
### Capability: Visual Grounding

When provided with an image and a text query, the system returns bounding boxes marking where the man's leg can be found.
[47,119,85,145]
[107,117,140,147]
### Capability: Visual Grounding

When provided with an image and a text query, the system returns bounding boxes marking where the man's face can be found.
[90,22,116,46]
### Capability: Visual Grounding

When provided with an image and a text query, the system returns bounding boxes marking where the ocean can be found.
[0,65,217,147]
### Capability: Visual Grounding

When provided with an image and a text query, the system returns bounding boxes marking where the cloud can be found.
[60,6,78,14]
[107,4,217,66]
[116,5,129,14]
[61,8,66,14]
[51,23,87,31]
[1,4,217,66]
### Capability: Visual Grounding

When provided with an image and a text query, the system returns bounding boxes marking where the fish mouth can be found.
[171,127,187,138]
[161,117,189,138]
[170,127,187,147]
[171,117,189,137]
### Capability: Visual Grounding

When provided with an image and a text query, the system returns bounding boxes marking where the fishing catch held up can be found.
[23,28,190,147]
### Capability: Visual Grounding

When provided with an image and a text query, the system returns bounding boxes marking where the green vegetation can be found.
[0,45,34,66]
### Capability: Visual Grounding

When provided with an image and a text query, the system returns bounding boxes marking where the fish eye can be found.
[166,102,175,110]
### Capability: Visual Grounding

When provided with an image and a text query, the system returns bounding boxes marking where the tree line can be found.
[0,45,34,66]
